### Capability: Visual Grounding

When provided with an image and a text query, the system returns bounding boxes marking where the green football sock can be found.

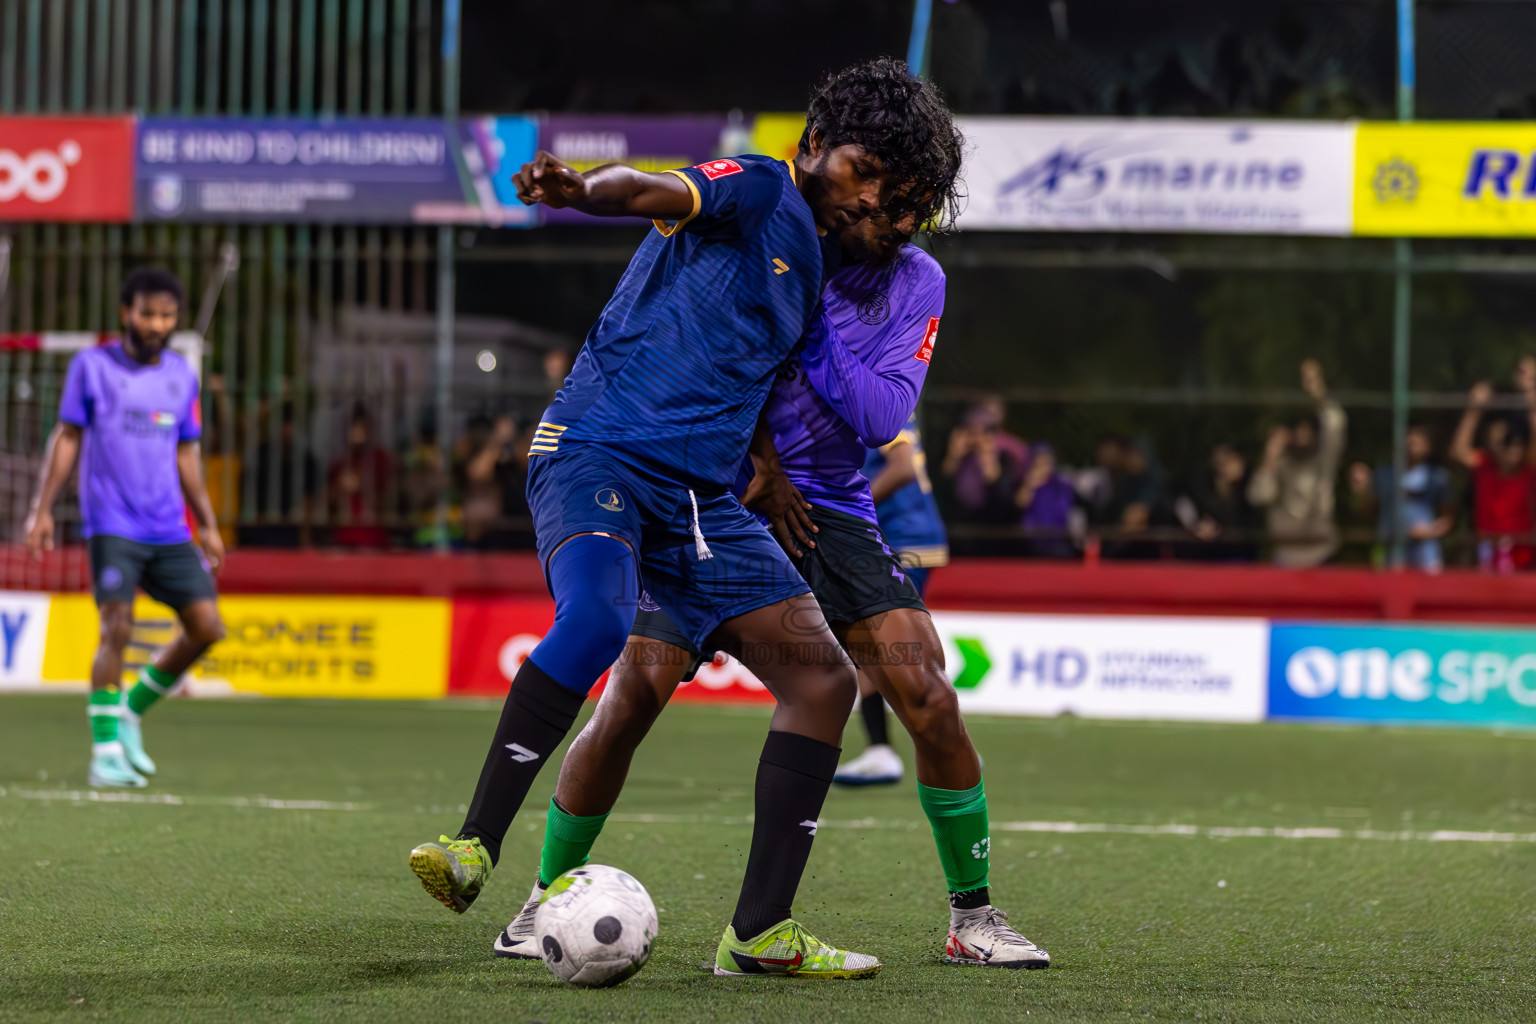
[538,798,611,887]
[89,686,122,743]
[127,664,176,715]
[917,779,991,897]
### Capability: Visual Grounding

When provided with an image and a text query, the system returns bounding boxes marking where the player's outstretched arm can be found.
[512,150,695,220]
[177,440,226,575]
[24,423,82,560]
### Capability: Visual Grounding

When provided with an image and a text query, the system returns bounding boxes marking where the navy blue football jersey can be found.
[531,155,832,489]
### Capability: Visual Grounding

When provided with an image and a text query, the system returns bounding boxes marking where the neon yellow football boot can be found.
[409,835,492,913]
[714,919,882,979]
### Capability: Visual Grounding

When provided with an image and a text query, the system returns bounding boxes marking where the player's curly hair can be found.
[799,57,965,232]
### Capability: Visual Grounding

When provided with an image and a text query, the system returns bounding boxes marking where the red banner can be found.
[0,117,135,222]
[447,596,774,703]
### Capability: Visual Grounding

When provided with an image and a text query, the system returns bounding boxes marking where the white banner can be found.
[957,118,1355,235]
[933,612,1269,722]
[0,592,50,690]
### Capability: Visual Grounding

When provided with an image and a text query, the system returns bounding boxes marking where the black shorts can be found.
[794,503,927,627]
[629,503,927,678]
[87,535,217,611]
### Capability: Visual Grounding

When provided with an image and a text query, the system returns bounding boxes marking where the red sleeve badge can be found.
[695,158,744,181]
[913,316,940,364]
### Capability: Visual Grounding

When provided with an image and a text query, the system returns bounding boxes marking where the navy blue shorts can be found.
[527,443,809,651]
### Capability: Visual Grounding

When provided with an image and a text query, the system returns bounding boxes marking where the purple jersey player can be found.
[26,269,227,790]
[490,215,1052,972]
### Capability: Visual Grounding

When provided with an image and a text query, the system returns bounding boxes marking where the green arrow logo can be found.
[951,637,992,690]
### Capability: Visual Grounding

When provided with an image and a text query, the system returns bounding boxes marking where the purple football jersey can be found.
[761,243,945,523]
[57,342,200,544]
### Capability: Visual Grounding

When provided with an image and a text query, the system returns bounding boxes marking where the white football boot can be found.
[491,877,547,959]
[945,907,1050,969]
[88,742,148,789]
[832,744,904,787]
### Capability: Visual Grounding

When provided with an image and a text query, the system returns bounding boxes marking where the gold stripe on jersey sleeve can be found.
[652,170,703,237]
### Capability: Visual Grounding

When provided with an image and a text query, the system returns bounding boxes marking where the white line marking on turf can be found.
[604,813,1536,845]
[0,787,369,811]
[4,789,1532,844]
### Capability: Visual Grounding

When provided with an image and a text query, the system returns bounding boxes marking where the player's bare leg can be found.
[494,638,690,959]
[556,639,688,817]
[117,599,226,779]
[87,602,144,787]
[834,669,905,786]
[160,599,226,678]
[843,607,1049,968]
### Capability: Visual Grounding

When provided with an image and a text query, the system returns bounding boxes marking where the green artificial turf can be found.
[1,694,1534,1023]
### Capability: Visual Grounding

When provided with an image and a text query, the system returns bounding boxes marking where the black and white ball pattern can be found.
[534,865,659,988]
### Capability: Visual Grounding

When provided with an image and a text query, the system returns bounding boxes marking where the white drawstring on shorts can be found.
[687,488,713,561]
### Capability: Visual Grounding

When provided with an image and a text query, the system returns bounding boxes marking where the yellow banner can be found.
[1355,123,1536,236]
[42,594,448,699]
[751,113,805,163]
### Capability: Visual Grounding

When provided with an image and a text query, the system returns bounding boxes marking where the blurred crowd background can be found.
[6,0,1536,572]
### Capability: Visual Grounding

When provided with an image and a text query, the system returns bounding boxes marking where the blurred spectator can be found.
[326,405,393,548]
[401,419,452,549]
[456,414,524,547]
[1248,359,1347,568]
[1177,441,1259,562]
[1074,433,1127,525]
[243,400,318,548]
[1014,443,1077,558]
[940,396,1028,523]
[544,349,573,404]
[1511,353,1536,399]
[1450,381,1536,573]
[1346,424,1453,572]
[1102,438,1172,559]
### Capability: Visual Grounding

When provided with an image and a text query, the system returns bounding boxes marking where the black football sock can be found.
[730,730,840,940]
[458,659,586,865]
[859,692,890,747]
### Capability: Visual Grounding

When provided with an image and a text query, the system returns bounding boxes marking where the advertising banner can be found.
[135,117,536,225]
[957,117,1355,235]
[1269,621,1536,727]
[0,592,50,690]
[538,115,727,225]
[749,113,806,163]
[41,594,449,699]
[932,612,1269,722]
[447,596,773,703]
[461,115,540,224]
[1353,122,1536,237]
[0,117,135,222]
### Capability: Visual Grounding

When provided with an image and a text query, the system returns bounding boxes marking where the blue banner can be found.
[136,116,538,225]
[1268,621,1536,728]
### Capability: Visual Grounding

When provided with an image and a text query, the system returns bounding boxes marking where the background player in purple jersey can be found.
[25,270,226,789]
[491,211,1052,970]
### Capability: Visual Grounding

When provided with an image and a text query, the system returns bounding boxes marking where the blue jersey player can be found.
[487,212,1051,969]
[835,413,950,786]
[410,58,964,980]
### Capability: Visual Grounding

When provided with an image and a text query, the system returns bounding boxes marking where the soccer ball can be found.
[535,864,659,987]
